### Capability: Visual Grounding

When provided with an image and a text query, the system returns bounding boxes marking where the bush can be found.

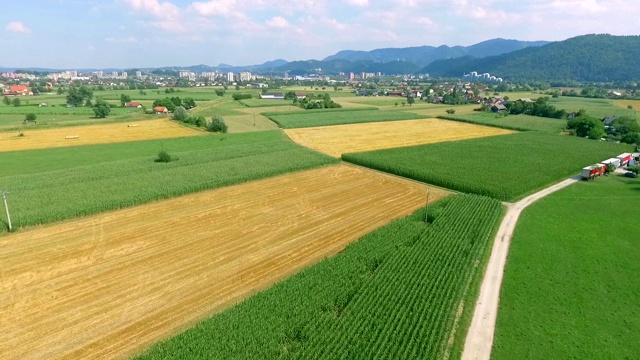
[155,150,172,163]
[24,113,37,123]
[231,93,253,101]
[172,106,189,122]
[208,116,228,133]
[627,165,640,175]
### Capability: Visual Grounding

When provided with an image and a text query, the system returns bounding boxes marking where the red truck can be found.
[617,153,632,167]
[581,165,605,180]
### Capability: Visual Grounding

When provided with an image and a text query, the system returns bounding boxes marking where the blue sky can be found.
[1,0,638,69]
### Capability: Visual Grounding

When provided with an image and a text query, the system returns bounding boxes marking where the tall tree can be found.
[93,100,111,118]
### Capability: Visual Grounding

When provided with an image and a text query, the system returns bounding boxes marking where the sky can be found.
[1,0,639,69]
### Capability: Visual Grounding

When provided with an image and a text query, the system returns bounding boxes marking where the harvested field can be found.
[0,119,200,152]
[0,164,448,360]
[285,118,515,157]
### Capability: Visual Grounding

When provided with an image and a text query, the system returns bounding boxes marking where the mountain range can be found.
[421,34,640,82]
[2,35,639,82]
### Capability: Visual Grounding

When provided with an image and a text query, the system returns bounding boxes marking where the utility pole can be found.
[253,111,256,126]
[1,191,11,232]
[424,189,430,223]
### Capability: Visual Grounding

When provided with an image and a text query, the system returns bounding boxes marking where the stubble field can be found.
[0,119,200,152]
[285,118,515,157]
[0,164,448,360]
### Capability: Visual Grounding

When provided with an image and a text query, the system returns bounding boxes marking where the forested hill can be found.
[322,38,549,67]
[422,34,640,82]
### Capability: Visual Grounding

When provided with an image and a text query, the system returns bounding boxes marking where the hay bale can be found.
[65,135,79,139]
[128,124,139,127]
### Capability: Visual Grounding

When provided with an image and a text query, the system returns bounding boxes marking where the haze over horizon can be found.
[1,0,638,69]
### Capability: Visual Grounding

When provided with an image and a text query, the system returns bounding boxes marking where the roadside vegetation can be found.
[493,175,640,359]
[135,194,502,360]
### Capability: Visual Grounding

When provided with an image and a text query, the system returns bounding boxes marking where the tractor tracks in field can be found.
[461,175,581,360]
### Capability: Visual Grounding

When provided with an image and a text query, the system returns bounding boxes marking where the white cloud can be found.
[123,0,180,19]
[550,0,607,14]
[266,16,292,29]
[188,0,237,17]
[346,0,369,6]
[5,21,31,34]
[105,36,138,43]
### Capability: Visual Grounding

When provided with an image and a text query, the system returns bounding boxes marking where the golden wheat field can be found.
[285,118,515,157]
[0,164,449,360]
[0,119,201,152]
[613,99,640,110]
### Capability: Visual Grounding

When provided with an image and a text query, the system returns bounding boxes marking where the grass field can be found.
[0,164,446,360]
[285,119,514,157]
[0,119,200,152]
[0,131,288,177]
[266,109,421,128]
[135,193,501,359]
[492,174,640,359]
[0,131,336,231]
[0,103,154,130]
[439,113,568,133]
[549,96,638,120]
[342,131,634,201]
[237,99,292,108]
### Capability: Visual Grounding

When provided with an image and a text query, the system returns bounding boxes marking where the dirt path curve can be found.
[461,175,581,360]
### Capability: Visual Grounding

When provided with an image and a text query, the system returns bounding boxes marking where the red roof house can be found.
[4,85,32,96]
[154,106,168,114]
[125,102,143,108]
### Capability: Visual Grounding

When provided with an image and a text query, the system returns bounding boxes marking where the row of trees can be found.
[567,112,640,144]
[171,107,227,132]
[152,96,196,112]
[292,93,342,109]
[506,97,566,119]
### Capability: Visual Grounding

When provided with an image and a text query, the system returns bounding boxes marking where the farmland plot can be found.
[343,131,634,201]
[493,175,640,359]
[0,164,447,360]
[0,131,336,231]
[285,118,514,157]
[136,193,502,359]
[0,119,200,152]
[266,108,419,128]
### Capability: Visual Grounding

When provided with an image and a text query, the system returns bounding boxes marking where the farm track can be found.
[0,119,201,152]
[0,164,448,360]
[285,119,514,157]
[461,176,580,360]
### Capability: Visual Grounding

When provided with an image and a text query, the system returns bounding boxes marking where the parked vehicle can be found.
[616,153,632,167]
[624,172,638,178]
[581,165,605,180]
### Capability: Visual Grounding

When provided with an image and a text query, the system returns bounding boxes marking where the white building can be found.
[226,72,235,82]
[239,72,252,82]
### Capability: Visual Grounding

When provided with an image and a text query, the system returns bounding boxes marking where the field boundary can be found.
[461,175,580,360]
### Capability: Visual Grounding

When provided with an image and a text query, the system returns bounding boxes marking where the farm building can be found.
[3,84,32,96]
[260,93,284,100]
[154,106,169,114]
[125,102,143,108]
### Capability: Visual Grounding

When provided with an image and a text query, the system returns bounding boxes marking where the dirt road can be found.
[0,164,448,360]
[461,176,580,360]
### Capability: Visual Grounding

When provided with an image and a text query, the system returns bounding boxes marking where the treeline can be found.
[290,93,342,110]
[152,96,196,112]
[506,97,566,118]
